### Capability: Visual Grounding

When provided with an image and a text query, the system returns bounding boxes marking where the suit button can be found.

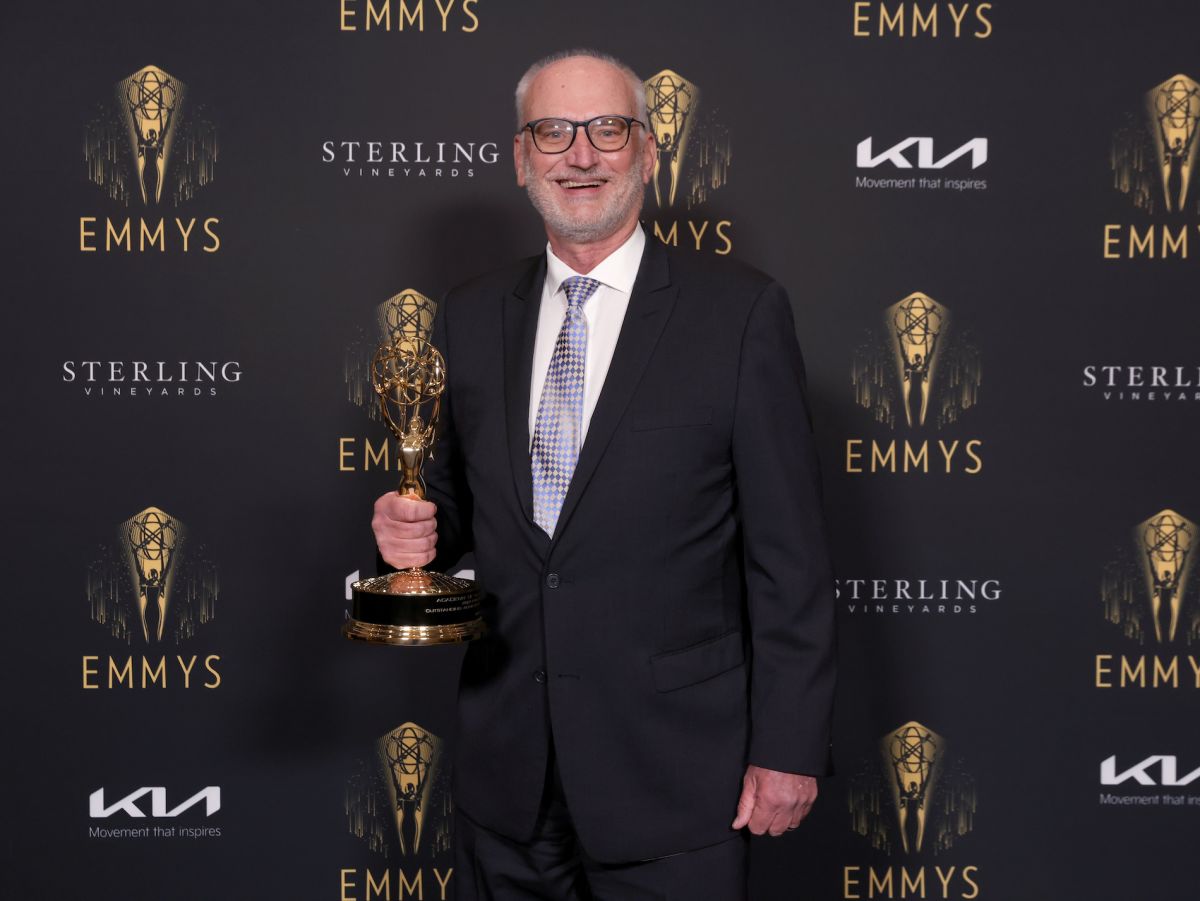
[546,573,560,589]
[533,669,547,684]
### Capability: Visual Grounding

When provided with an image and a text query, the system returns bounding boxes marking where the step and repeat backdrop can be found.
[3,1,1198,898]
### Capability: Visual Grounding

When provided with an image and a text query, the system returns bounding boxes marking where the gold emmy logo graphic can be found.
[85,65,218,207]
[380,724,441,856]
[643,69,731,211]
[346,722,452,858]
[345,289,436,419]
[87,506,218,645]
[884,722,942,854]
[852,293,980,430]
[1112,74,1200,214]
[123,507,181,643]
[849,721,976,856]
[379,290,436,350]
[645,69,696,209]
[1102,509,1198,645]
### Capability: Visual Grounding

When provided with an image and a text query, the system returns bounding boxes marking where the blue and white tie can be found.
[531,275,601,536]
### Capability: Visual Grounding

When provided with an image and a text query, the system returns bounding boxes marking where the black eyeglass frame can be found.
[521,115,646,154]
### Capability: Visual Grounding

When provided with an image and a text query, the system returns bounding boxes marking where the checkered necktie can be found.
[531,275,601,536]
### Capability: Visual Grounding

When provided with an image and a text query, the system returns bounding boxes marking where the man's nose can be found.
[563,130,601,169]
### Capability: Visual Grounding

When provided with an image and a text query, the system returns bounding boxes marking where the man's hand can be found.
[372,492,438,569]
[731,764,818,836]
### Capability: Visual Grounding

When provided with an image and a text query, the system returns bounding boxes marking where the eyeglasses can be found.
[522,115,644,154]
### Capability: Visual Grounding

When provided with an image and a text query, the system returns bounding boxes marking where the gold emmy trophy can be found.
[344,295,484,646]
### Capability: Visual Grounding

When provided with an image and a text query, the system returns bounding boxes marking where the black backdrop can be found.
[4,2,1199,899]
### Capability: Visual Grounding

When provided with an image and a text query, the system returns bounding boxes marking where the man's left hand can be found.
[730,764,818,836]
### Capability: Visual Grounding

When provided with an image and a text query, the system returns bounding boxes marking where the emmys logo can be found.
[81,64,220,253]
[82,506,221,690]
[340,289,434,472]
[1102,510,1197,644]
[851,2,993,38]
[62,360,243,398]
[642,69,733,256]
[855,137,988,192]
[1105,74,1200,260]
[1095,509,1200,690]
[338,0,480,32]
[844,721,979,899]
[1083,364,1200,403]
[320,139,500,179]
[837,578,1000,615]
[845,293,983,475]
[341,722,454,900]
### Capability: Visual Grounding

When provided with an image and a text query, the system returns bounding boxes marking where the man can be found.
[372,49,835,899]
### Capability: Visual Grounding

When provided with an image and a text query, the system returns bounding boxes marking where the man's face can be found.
[514,57,656,244]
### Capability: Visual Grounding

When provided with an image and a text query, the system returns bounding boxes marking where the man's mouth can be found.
[557,178,606,190]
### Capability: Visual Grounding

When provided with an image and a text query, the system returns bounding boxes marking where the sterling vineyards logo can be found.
[837,577,1000,616]
[1082,364,1200,403]
[321,139,500,179]
[62,360,243,399]
[855,136,989,192]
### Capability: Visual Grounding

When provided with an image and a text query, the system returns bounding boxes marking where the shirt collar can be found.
[544,224,646,300]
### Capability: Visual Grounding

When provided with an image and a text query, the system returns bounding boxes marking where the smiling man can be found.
[372,49,836,899]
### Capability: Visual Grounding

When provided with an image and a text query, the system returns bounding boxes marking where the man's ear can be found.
[641,132,657,184]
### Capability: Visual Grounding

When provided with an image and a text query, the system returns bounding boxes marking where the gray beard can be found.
[523,157,645,244]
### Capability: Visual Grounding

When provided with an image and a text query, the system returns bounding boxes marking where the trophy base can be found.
[345,569,485,647]
[342,618,486,646]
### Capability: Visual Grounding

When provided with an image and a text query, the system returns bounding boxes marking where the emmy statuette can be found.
[343,297,484,646]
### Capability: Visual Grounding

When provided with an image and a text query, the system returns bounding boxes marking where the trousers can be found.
[453,751,748,901]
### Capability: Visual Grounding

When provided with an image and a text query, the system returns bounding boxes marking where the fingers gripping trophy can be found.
[344,295,485,646]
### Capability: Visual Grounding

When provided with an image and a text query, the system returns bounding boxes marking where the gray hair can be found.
[514,49,648,130]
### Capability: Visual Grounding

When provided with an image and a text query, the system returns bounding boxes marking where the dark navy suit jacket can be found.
[391,230,836,863]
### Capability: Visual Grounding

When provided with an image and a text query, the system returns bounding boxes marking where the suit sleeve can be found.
[731,280,836,776]
[375,292,475,576]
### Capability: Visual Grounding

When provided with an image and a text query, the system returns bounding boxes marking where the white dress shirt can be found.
[528,225,646,446]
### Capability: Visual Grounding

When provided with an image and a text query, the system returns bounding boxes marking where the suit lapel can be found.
[552,236,676,544]
[503,255,545,525]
